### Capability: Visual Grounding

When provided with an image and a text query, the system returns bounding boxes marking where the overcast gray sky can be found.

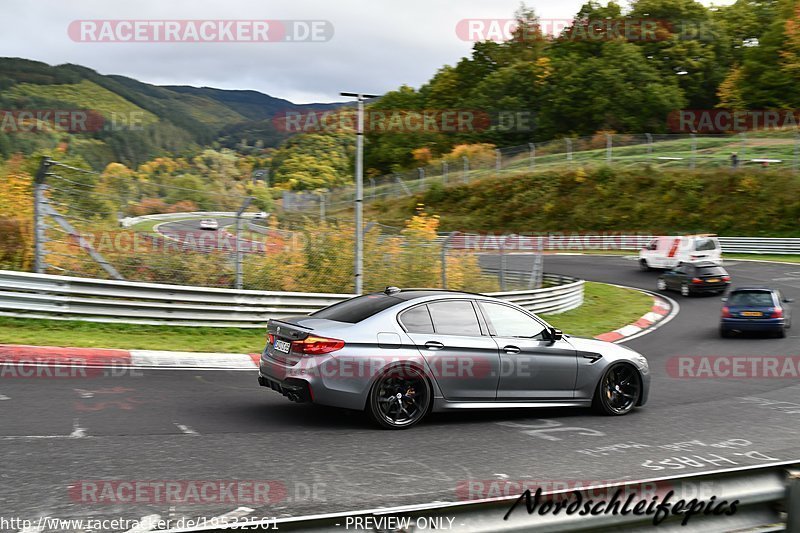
[2,0,735,104]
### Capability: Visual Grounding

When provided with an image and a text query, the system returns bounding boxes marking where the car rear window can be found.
[695,238,718,251]
[696,266,726,276]
[311,294,401,323]
[728,291,775,306]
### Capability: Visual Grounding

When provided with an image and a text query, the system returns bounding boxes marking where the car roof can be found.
[730,286,776,292]
[379,288,489,301]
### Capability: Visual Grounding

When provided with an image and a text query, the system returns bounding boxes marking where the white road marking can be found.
[212,507,255,521]
[123,514,161,533]
[130,350,257,370]
[0,394,10,400]
[493,473,509,479]
[70,419,87,438]
[174,423,199,436]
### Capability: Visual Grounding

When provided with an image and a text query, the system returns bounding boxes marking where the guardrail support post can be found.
[794,135,799,175]
[788,469,800,532]
[235,196,253,290]
[499,240,506,291]
[462,156,469,182]
[645,133,653,158]
[690,133,697,170]
[495,149,502,175]
[606,133,612,162]
[441,232,457,289]
[566,138,573,161]
[33,157,53,274]
[442,160,448,184]
[529,142,536,170]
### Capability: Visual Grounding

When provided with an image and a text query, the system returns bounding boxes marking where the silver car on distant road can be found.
[258,287,650,429]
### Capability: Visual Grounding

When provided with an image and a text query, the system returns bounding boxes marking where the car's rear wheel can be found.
[776,328,786,338]
[656,278,667,291]
[720,328,731,338]
[593,363,641,416]
[367,366,431,429]
[680,283,691,297]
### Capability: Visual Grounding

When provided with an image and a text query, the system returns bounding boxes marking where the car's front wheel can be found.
[639,259,651,271]
[367,366,431,429]
[593,363,641,416]
[656,278,667,291]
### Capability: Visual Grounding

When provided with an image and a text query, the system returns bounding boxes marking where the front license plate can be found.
[274,339,291,353]
[707,278,720,283]
[742,311,763,317]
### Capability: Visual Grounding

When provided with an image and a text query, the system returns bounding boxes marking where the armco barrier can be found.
[0,270,583,327]
[167,461,800,532]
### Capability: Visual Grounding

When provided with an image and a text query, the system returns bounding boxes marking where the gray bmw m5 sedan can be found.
[258,287,650,429]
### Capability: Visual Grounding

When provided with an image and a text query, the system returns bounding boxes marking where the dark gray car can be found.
[258,288,651,429]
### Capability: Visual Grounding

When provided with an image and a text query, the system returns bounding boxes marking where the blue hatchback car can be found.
[720,287,793,338]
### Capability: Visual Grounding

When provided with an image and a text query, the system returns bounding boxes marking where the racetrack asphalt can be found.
[1,254,798,527]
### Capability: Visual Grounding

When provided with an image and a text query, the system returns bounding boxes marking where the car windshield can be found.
[728,291,775,306]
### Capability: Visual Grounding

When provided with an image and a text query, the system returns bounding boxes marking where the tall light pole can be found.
[341,92,378,294]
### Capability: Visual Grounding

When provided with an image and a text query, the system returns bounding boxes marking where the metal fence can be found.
[0,270,583,327]
[283,132,800,213]
[168,461,800,532]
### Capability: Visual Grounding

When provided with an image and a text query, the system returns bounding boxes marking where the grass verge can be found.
[542,281,654,338]
[0,282,653,352]
[0,317,266,353]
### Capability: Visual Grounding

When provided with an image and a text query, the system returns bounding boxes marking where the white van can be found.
[639,235,722,270]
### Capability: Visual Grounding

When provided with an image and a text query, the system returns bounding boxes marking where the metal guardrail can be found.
[463,235,800,255]
[168,461,800,532]
[0,271,584,327]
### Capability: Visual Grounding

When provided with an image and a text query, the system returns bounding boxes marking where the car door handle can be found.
[424,341,444,350]
[502,345,521,354]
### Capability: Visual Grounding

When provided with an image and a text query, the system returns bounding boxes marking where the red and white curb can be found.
[0,344,261,371]
[594,294,676,343]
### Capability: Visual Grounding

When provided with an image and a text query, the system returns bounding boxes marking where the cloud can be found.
[0,0,730,103]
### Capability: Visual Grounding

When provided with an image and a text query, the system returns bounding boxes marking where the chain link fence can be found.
[284,132,800,215]
[31,157,545,293]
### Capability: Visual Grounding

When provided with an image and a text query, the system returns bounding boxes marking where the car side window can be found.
[399,305,434,334]
[479,302,547,339]
[427,300,482,336]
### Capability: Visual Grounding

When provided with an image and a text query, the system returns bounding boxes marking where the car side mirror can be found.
[548,327,563,342]
[721,297,727,302]
[784,298,794,303]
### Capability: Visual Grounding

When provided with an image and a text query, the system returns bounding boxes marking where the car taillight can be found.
[692,277,703,284]
[292,335,345,355]
[721,306,731,318]
[771,308,784,318]
[268,333,275,345]
[722,275,730,282]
